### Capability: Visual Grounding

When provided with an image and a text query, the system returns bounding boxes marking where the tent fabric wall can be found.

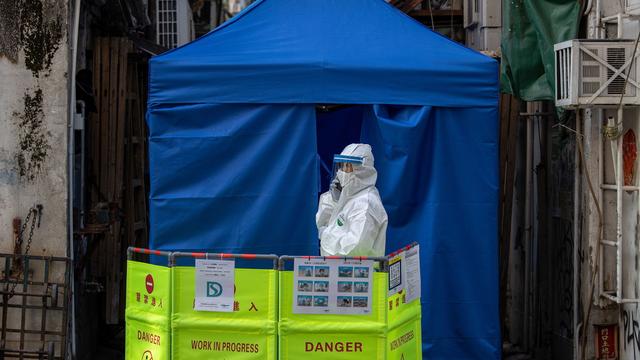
[362,105,500,358]
[316,106,365,190]
[148,103,318,256]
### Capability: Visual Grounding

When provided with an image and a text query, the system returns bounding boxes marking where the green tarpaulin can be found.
[501,0,581,100]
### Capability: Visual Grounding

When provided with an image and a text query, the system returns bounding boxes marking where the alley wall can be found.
[0,0,68,257]
[0,1,69,355]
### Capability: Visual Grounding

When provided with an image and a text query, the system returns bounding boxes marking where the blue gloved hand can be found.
[330,178,341,202]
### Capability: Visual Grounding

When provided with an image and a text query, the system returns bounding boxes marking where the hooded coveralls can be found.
[316,144,388,256]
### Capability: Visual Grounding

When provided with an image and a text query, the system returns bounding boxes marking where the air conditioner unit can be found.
[627,0,640,15]
[554,39,640,108]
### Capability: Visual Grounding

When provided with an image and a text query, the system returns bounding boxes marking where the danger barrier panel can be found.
[278,248,422,360]
[278,268,387,359]
[170,253,279,360]
[125,245,421,360]
[125,248,172,360]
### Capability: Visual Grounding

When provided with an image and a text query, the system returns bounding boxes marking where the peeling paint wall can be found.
[0,0,68,254]
[0,0,69,354]
[0,0,69,337]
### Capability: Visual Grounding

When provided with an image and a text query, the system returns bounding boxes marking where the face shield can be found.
[332,154,364,187]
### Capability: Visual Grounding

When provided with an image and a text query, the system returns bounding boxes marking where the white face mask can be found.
[336,170,353,188]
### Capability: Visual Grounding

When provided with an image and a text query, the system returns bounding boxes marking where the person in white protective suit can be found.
[316,144,388,256]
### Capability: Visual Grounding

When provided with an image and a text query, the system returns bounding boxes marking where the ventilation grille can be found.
[582,82,601,95]
[582,49,599,62]
[583,65,600,78]
[556,47,572,101]
[607,47,627,95]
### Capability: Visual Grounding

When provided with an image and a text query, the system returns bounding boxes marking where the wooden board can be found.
[498,93,520,335]
[89,37,141,324]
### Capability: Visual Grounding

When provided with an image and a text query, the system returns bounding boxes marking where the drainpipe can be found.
[615,108,623,303]
[573,110,583,360]
[618,12,624,39]
[583,0,593,16]
[68,0,81,358]
[596,0,601,38]
[78,101,86,229]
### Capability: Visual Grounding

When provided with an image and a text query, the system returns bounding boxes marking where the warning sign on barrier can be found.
[125,260,171,360]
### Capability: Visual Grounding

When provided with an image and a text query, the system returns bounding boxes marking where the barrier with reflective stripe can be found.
[125,248,172,360]
[125,246,421,360]
[170,253,279,360]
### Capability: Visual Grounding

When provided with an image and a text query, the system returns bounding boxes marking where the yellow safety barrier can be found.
[125,248,172,360]
[124,246,422,360]
[387,290,422,360]
[278,250,422,360]
[170,253,278,360]
[279,269,388,359]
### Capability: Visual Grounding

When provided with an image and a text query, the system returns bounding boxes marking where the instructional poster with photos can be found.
[293,258,374,315]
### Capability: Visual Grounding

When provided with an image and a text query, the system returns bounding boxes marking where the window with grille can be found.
[157,0,179,48]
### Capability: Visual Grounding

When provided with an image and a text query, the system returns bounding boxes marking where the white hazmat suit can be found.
[316,144,388,256]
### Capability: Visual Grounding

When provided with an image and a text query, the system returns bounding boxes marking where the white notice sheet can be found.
[404,245,421,303]
[194,259,235,312]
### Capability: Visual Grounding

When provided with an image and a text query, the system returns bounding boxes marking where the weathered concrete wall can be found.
[0,0,68,256]
[0,0,68,355]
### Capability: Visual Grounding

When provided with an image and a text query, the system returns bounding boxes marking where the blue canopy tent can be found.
[147,0,500,358]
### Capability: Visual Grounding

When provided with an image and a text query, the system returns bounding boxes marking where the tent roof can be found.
[149,0,499,107]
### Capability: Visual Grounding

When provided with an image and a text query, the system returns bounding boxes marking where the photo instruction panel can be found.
[292,258,374,315]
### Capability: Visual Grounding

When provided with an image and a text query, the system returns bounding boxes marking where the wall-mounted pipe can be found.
[616,108,623,302]
[596,0,601,38]
[67,0,81,358]
[584,0,593,16]
[77,100,86,229]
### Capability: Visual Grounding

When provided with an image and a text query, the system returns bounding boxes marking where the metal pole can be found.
[598,109,604,304]
[616,107,623,301]
[68,0,81,357]
[573,110,582,360]
[617,13,624,39]
[77,101,86,230]
[596,0,601,38]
